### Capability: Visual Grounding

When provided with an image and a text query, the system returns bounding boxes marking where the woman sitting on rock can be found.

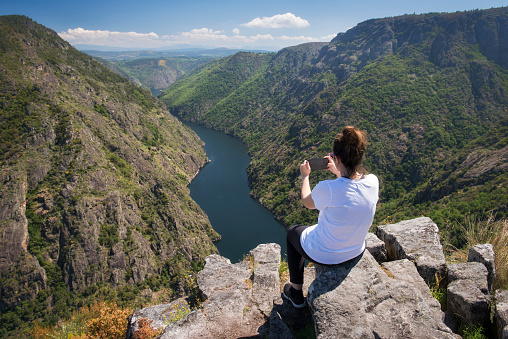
[283,126,379,308]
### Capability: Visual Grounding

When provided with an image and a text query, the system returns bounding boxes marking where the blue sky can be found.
[2,0,507,51]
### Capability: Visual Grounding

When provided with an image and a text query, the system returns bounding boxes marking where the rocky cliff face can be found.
[128,217,506,338]
[0,15,219,333]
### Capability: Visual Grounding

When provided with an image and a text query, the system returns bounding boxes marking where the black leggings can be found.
[286,225,324,285]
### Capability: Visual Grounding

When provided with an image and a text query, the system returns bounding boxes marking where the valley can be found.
[1,6,508,337]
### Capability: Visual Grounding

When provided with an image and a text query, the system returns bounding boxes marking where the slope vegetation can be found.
[160,8,508,246]
[101,56,213,96]
[0,15,218,336]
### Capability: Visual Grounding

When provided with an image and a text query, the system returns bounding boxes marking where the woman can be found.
[283,126,379,308]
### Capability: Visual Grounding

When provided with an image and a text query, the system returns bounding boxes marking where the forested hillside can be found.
[99,56,213,96]
[0,15,219,337]
[160,8,508,247]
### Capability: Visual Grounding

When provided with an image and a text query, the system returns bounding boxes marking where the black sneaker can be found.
[283,283,306,308]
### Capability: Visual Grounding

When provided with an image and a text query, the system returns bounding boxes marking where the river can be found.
[186,122,287,263]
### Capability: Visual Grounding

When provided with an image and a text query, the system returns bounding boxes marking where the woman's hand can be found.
[325,155,341,178]
[299,160,311,179]
[300,160,316,209]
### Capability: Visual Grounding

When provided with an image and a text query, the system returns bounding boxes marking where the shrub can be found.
[84,301,132,339]
[429,273,447,311]
[279,259,289,287]
[131,318,162,339]
[458,322,488,339]
[30,301,132,339]
[165,300,192,324]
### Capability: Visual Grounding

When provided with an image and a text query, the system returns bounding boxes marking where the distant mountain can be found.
[83,48,274,61]
[100,56,214,96]
[84,48,276,97]
[160,8,508,247]
[0,15,219,337]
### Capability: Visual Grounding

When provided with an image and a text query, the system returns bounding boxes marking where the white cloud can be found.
[250,34,274,41]
[321,33,338,41]
[242,13,310,29]
[168,28,233,42]
[280,35,315,42]
[59,28,159,46]
[58,26,331,49]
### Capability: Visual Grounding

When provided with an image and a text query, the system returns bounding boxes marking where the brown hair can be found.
[332,126,368,177]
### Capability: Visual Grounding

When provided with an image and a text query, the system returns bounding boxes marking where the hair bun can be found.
[333,126,368,176]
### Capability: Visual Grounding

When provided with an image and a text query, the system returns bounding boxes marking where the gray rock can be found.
[309,250,457,338]
[250,244,282,314]
[127,297,191,337]
[159,254,262,338]
[269,311,295,339]
[495,290,508,339]
[376,217,447,283]
[448,262,489,294]
[303,266,315,297]
[447,262,491,328]
[382,259,439,304]
[0,173,47,307]
[157,243,284,338]
[196,254,251,300]
[382,259,457,334]
[365,232,387,262]
[468,244,496,292]
[271,287,314,339]
[252,263,280,314]
[250,243,281,265]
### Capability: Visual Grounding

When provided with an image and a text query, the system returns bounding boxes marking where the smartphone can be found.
[308,158,329,170]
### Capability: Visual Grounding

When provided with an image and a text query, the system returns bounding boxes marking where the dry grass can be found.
[279,259,289,288]
[445,214,508,290]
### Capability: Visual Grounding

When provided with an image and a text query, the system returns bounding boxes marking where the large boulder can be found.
[381,259,442,312]
[128,243,283,339]
[375,217,447,283]
[160,253,262,338]
[468,244,496,292]
[308,250,457,338]
[249,243,283,314]
[126,297,192,337]
[447,262,491,328]
[249,243,281,265]
[495,290,508,339]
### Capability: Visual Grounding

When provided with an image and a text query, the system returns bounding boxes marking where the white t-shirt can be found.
[300,174,379,265]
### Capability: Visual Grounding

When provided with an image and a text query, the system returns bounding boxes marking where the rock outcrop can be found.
[309,252,457,338]
[128,244,280,338]
[128,217,505,338]
[365,231,387,262]
[0,15,220,324]
[376,217,447,284]
[447,262,491,329]
[468,243,496,292]
[496,290,508,339]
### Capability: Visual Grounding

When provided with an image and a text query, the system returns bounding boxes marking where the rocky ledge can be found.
[127,217,508,338]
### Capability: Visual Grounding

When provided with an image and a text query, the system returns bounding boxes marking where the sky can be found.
[1,0,507,51]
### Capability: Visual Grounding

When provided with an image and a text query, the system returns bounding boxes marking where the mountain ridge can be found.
[160,7,508,245]
[0,15,219,337]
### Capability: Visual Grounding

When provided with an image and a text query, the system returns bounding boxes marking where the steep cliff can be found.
[0,15,218,336]
[160,7,508,242]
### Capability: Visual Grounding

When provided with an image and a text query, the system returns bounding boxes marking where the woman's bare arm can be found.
[300,161,316,209]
